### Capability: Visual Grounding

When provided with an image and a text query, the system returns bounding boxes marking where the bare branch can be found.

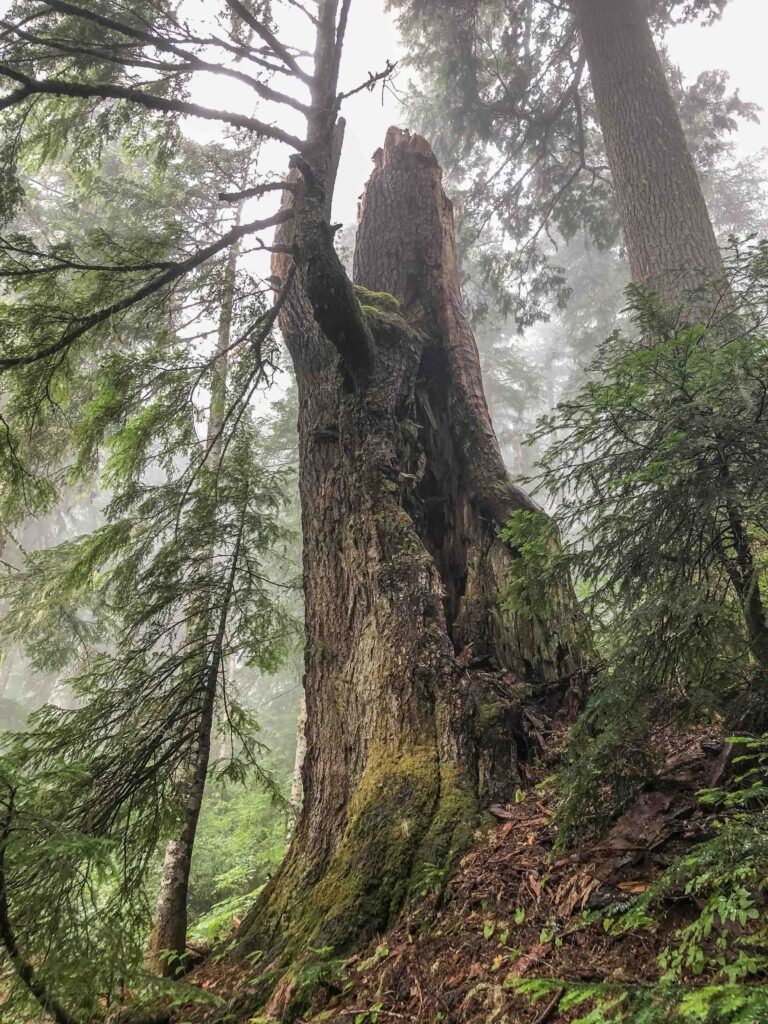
[218,181,297,203]
[337,59,397,105]
[224,0,312,84]
[0,63,307,149]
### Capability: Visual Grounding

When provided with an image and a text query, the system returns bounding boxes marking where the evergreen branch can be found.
[175,264,296,526]
[0,209,294,372]
[16,1,311,114]
[0,23,200,77]
[0,237,177,277]
[0,792,82,1024]
[0,63,307,150]
[198,32,295,79]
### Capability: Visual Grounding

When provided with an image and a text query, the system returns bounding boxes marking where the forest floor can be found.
[186,724,738,1023]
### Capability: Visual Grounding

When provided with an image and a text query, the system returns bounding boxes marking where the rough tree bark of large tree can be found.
[235,128,588,1011]
[571,0,725,301]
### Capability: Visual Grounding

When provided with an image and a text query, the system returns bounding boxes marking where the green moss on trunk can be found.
[413,764,479,882]
[309,742,441,948]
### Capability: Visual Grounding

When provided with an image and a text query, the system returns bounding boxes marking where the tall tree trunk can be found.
[146,203,245,977]
[571,0,724,303]
[147,526,243,976]
[236,129,588,1011]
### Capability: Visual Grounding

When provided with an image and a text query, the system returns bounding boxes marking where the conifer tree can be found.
[0,3,589,1012]
[390,0,740,320]
[146,184,253,978]
[571,0,723,302]
[0,121,295,1013]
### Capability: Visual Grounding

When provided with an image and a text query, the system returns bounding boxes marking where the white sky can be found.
[329,1,401,224]
[331,0,768,226]
[184,1,401,225]
[185,0,768,228]
[2,0,765,232]
[668,0,768,158]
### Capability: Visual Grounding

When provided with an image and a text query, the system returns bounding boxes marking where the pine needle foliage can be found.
[0,130,299,1018]
[0,383,297,1015]
[511,240,768,836]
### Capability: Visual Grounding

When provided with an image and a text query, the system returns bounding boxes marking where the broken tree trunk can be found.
[236,130,589,1006]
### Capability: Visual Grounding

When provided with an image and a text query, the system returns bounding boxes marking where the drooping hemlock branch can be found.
[0,64,307,150]
[0,209,293,372]
[0,792,81,1024]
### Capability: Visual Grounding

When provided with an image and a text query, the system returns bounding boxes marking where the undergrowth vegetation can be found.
[501,244,768,1021]
[509,241,768,832]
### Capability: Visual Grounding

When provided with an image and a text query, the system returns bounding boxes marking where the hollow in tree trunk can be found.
[236,130,589,1012]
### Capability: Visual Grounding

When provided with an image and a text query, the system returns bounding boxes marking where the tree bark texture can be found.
[572,0,724,304]
[236,130,588,1006]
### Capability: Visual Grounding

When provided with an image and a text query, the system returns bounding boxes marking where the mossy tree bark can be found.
[571,0,725,304]
[236,129,588,1010]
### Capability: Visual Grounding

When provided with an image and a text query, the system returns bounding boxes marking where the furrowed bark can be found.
[235,130,588,1015]
[571,0,725,306]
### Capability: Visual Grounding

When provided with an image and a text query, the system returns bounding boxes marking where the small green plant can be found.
[354,1001,385,1024]
[358,944,390,972]
[510,976,768,1023]
[295,945,347,990]
[516,733,768,1024]
[412,861,447,898]
[498,510,560,619]
[699,735,768,809]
